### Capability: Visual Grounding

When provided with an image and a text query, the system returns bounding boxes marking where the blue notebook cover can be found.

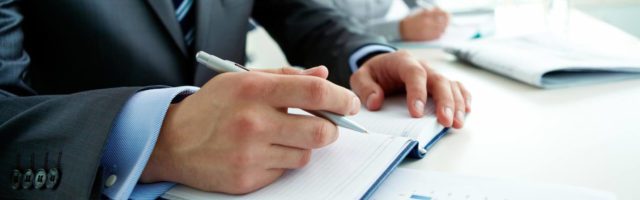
[361,127,450,199]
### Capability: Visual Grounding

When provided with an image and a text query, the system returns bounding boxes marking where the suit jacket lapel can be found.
[146,0,188,56]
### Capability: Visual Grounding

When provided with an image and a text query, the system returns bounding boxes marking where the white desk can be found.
[246,6,640,200]
[402,49,640,200]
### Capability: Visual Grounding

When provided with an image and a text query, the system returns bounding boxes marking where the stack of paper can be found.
[446,33,640,88]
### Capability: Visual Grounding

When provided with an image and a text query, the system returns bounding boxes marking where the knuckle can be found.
[349,70,362,84]
[297,150,312,168]
[235,73,271,98]
[457,81,469,92]
[306,79,330,105]
[231,111,265,137]
[454,93,464,102]
[396,50,411,57]
[408,66,426,75]
[312,121,336,147]
[419,59,431,67]
[431,73,447,83]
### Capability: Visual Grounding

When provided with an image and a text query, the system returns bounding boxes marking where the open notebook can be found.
[445,33,640,88]
[162,96,448,200]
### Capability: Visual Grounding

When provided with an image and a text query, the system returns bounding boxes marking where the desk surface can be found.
[401,49,640,200]
[246,6,640,200]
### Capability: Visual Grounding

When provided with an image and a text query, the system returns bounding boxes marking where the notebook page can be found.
[350,96,444,149]
[162,128,412,200]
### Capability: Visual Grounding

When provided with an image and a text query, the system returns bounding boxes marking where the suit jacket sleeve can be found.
[0,1,145,198]
[0,87,145,199]
[251,0,389,88]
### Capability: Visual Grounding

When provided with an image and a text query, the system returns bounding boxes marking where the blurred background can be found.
[245,0,640,69]
[575,0,640,37]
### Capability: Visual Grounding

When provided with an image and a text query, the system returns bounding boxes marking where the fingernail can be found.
[366,93,376,109]
[456,110,465,123]
[444,107,454,125]
[414,100,424,116]
[350,96,361,115]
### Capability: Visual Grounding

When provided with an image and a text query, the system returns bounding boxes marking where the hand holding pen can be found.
[140,52,365,194]
[400,0,450,41]
[196,51,369,133]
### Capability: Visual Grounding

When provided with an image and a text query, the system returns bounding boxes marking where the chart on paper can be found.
[371,168,616,200]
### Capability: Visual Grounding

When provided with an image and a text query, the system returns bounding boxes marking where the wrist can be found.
[140,103,181,183]
[357,51,389,68]
[399,18,410,41]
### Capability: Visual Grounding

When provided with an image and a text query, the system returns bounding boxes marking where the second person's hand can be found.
[400,7,450,41]
[350,51,471,129]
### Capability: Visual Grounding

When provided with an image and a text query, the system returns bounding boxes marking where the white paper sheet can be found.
[350,96,444,149]
[372,168,616,200]
[163,129,412,200]
[446,33,640,88]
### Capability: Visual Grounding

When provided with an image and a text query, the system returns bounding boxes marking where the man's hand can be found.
[140,66,360,194]
[350,51,471,129]
[400,7,449,41]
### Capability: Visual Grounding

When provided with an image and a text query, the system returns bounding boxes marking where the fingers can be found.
[259,74,360,116]
[450,81,466,129]
[457,81,472,112]
[422,63,455,127]
[271,114,339,149]
[255,66,329,79]
[266,145,312,169]
[399,62,428,117]
[426,8,448,34]
[350,68,385,111]
[255,67,302,75]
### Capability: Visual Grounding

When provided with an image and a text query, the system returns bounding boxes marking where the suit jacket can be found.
[0,0,386,199]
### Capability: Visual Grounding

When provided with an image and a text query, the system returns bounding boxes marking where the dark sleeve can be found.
[403,0,419,8]
[0,1,142,198]
[0,0,35,96]
[252,0,389,88]
[0,87,144,199]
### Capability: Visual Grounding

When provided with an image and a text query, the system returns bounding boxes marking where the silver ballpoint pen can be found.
[195,51,369,133]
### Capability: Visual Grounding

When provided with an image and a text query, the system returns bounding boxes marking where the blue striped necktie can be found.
[172,0,195,50]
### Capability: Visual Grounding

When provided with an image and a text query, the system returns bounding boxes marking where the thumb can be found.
[255,66,328,79]
[350,69,385,111]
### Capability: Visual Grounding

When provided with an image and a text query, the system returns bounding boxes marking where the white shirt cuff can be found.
[101,86,199,200]
[348,45,396,72]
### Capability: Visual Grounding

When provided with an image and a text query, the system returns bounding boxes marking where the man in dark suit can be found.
[0,0,471,199]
